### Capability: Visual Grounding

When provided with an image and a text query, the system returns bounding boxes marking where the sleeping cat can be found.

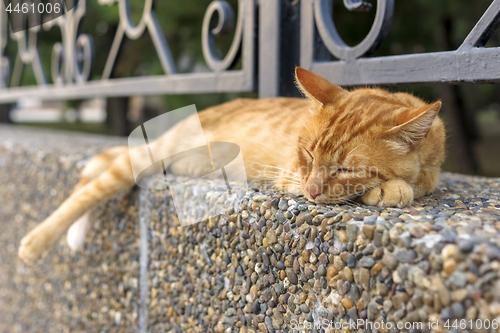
[18,67,445,264]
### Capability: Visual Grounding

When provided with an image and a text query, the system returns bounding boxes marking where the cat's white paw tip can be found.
[18,235,39,265]
[67,213,91,251]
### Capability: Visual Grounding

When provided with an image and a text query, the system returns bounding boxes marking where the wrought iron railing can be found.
[0,0,257,102]
[1,0,500,100]
[302,0,500,86]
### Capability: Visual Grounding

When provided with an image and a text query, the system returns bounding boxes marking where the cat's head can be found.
[294,67,442,204]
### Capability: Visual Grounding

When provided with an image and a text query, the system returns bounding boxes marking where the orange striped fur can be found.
[18,67,445,264]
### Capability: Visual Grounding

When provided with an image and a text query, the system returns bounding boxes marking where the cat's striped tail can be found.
[18,146,135,264]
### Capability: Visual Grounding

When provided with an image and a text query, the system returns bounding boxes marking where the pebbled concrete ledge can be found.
[0,125,140,333]
[142,174,500,333]
[1,125,500,333]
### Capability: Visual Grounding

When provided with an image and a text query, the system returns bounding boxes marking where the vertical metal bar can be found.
[440,85,479,174]
[0,0,8,90]
[300,0,314,70]
[102,25,125,80]
[278,0,302,97]
[106,97,130,136]
[258,0,280,98]
[242,0,257,91]
[0,104,12,123]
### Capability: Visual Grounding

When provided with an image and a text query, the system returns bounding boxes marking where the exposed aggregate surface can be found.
[1,126,500,333]
[145,173,500,333]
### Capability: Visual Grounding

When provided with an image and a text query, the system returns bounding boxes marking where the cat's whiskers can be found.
[282,146,301,151]
[362,184,383,193]
[346,198,361,206]
[256,164,302,179]
[338,198,361,207]
[278,181,302,186]
[247,141,301,155]
[281,134,310,145]
[346,145,360,157]
[346,144,371,158]
[297,137,311,145]
[311,123,320,138]
[338,184,382,207]
[260,171,301,183]
[272,101,316,138]
[264,178,301,186]
[260,169,298,177]
[260,173,301,182]
[273,181,302,187]
[253,162,301,175]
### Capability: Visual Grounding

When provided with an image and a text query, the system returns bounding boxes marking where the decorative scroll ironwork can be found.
[101,0,176,79]
[2,0,500,102]
[301,0,500,86]
[202,0,244,72]
[313,0,394,61]
[9,2,47,87]
[45,0,93,85]
[0,0,256,102]
[342,0,372,12]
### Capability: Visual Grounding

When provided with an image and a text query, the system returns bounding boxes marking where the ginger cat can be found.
[18,67,445,264]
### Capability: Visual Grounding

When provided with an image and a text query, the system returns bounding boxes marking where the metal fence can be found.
[303,0,500,85]
[1,0,500,171]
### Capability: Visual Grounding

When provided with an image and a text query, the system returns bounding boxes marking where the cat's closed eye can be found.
[330,168,352,177]
[303,148,314,160]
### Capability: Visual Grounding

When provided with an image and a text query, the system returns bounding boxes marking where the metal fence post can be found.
[258,0,280,98]
[440,85,479,174]
[106,97,130,137]
[0,104,12,123]
[258,0,302,98]
[278,0,302,97]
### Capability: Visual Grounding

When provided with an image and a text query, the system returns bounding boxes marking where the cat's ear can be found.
[388,101,442,148]
[295,67,347,106]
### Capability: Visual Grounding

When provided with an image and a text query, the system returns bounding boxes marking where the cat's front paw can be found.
[170,154,214,178]
[361,179,414,207]
[18,229,50,265]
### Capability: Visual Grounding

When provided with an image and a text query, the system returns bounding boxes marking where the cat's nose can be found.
[306,185,322,199]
